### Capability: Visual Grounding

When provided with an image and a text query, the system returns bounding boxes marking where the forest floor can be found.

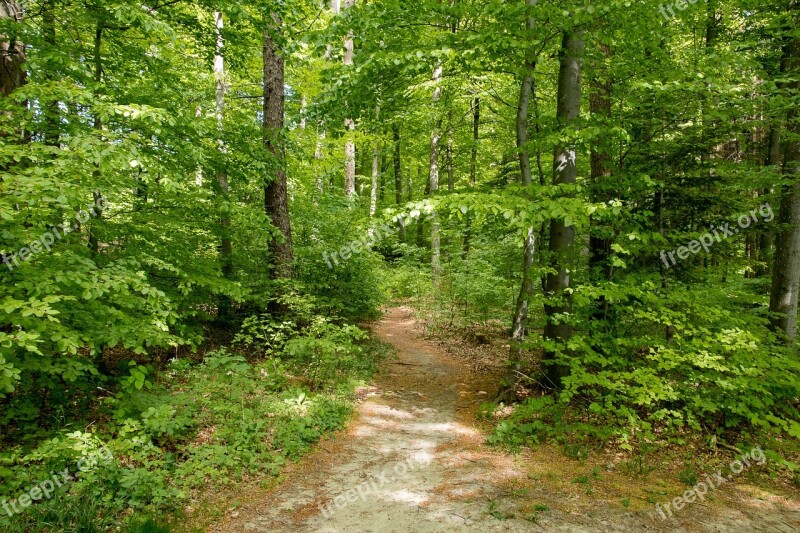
[209,307,800,533]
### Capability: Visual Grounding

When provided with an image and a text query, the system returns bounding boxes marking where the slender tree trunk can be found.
[393,124,405,241]
[343,0,356,196]
[542,29,584,390]
[213,11,234,321]
[470,97,479,187]
[463,96,479,258]
[499,0,536,402]
[41,0,60,147]
[380,151,387,203]
[264,14,293,280]
[370,105,380,218]
[315,125,325,194]
[769,14,800,341]
[446,111,454,191]
[757,126,782,277]
[408,163,414,202]
[429,64,443,282]
[344,119,355,195]
[0,0,24,273]
[417,165,427,248]
[0,1,24,100]
[344,126,356,196]
[195,104,204,186]
[88,24,103,256]
[589,42,612,321]
[370,143,379,215]
[655,188,674,342]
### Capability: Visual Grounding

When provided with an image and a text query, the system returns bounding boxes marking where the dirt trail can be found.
[213,307,800,533]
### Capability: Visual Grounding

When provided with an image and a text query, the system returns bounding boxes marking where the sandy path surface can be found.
[213,307,800,533]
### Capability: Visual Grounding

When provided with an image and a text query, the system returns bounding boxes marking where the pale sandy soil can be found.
[210,307,800,533]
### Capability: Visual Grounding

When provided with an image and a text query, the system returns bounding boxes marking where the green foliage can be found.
[272,396,351,458]
[488,396,614,453]
[284,317,368,389]
[2,0,800,528]
[0,324,384,529]
[2,496,116,533]
[292,195,387,321]
[678,466,698,487]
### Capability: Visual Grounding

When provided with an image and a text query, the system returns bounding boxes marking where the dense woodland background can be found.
[0,0,799,530]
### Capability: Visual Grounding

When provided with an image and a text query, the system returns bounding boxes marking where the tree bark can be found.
[392,124,405,241]
[429,63,443,282]
[417,165,427,248]
[88,23,103,256]
[370,105,380,218]
[463,96,479,258]
[380,151,387,203]
[470,97,479,187]
[343,0,356,196]
[542,29,584,390]
[263,14,293,280]
[446,111,454,191]
[589,42,612,320]
[0,1,24,273]
[0,1,25,99]
[214,11,234,321]
[344,120,356,196]
[315,126,325,194]
[757,126,782,277]
[769,13,800,341]
[499,0,537,402]
[41,0,60,147]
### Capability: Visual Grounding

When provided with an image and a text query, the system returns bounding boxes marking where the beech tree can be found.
[769,0,800,340]
[0,1,24,99]
[540,29,584,389]
[264,12,293,280]
[1,3,800,528]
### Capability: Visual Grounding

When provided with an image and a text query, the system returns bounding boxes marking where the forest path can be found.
[213,307,800,533]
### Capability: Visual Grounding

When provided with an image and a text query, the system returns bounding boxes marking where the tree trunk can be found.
[0,1,24,273]
[315,126,325,194]
[344,118,356,196]
[499,0,537,402]
[446,111,454,191]
[88,24,103,256]
[0,1,24,99]
[263,14,293,280]
[463,96,479,258]
[757,126,782,277]
[41,0,60,147]
[589,42,612,320]
[370,105,380,218]
[769,15,800,341]
[392,124,405,241]
[417,165,428,248]
[213,11,234,321]
[542,29,584,390]
[379,150,387,204]
[429,64,443,282]
[470,97,479,187]
[343,0,356,196]
[408,163,415,202]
